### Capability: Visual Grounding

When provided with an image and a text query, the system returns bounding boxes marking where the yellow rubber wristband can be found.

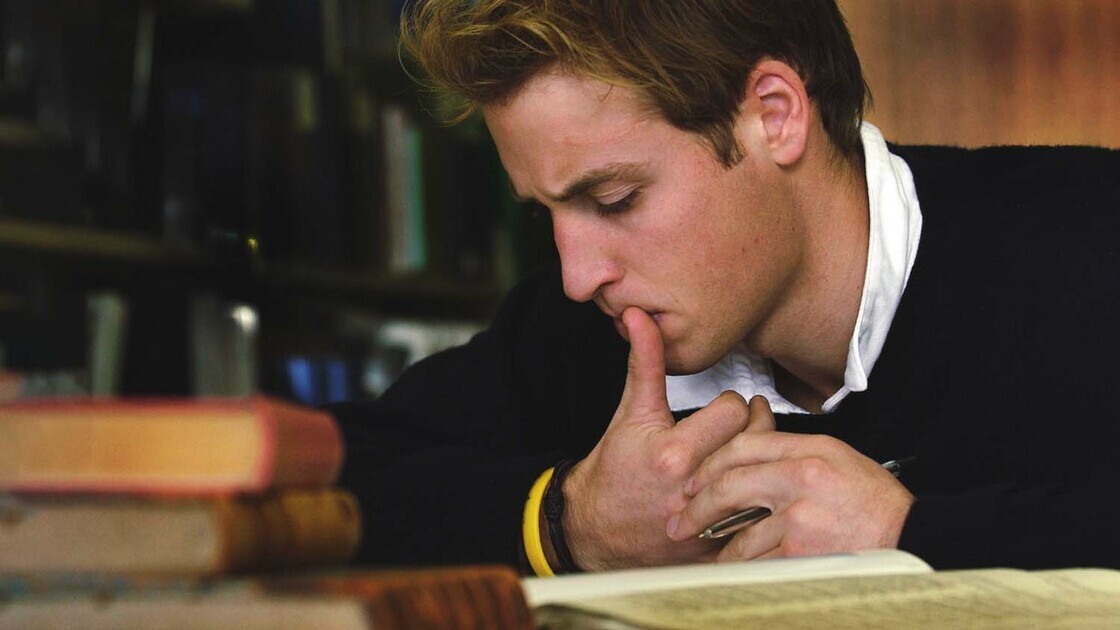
[523,467,556,577]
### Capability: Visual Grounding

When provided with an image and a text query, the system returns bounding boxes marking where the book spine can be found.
[382,104,427,274]
[254,397,344,490]
[215,489,362,573]
[268,565,534,630]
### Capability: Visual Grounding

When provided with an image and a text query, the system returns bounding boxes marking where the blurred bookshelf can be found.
[0,0,554,406]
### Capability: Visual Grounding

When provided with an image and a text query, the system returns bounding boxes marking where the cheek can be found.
[631,154,753,272]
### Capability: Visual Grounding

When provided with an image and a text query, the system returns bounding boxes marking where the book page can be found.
[535,568,1120,630]
[523,549,931,606]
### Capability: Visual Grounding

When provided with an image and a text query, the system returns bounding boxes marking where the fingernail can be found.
[666,514,680,539]
[683,477,695,496]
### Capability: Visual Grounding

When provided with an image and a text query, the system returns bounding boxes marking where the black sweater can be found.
[332,143,1120,571]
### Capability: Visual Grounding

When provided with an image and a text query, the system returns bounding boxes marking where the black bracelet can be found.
[542,458,583,573]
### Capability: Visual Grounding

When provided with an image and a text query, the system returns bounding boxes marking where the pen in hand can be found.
[697,456,917,540]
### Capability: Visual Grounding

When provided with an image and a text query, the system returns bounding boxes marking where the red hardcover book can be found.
[0,396,343,495]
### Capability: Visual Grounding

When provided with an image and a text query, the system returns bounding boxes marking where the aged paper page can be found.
[524,549,931,607]
[537,568,1120,630]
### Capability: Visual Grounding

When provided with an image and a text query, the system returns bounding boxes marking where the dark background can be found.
[0,0,556,405]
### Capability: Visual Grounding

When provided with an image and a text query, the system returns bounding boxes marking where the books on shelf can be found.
[0,395,342,495]
[382,103,427,275]
[86,291,129,397]
[4,550,1120,629]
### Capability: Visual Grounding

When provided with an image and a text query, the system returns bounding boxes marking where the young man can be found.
[332,0,1120,573]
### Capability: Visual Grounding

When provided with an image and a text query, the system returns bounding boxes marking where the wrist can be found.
[558,457,610,572]
[542,459,582,573]
[522,460,586,576]
[538,503,562,571]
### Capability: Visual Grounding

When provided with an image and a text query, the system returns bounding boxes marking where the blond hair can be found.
[401,0,870,166]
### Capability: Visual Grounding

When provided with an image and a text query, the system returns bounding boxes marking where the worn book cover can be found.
[0,488,361,576]
[0,396,342,495]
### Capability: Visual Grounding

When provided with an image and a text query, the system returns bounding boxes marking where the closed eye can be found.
[595,189,640,216]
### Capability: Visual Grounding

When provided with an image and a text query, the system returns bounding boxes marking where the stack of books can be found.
[0,395,539,629]
[0,396,361,579]
[5,397,1120,628]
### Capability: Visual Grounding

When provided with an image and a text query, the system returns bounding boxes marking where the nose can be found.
[552,211,621,303]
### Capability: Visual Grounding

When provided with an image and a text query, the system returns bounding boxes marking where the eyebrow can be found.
[510,162,648,204]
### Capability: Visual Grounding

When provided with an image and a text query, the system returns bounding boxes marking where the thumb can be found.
[618,307,670,417]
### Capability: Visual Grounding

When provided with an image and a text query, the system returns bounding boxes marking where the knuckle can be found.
[652,441,691,477]
[780,536,809,557]
[784,501,813,529]
[795,456,834,489]
[780,507,815,556]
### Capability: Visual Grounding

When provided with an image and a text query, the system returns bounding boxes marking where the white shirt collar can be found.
[665,122,923,414]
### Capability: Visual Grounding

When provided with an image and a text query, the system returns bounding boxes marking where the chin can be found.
[663,348,723,377]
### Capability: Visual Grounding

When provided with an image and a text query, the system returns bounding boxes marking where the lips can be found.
[611,310,663,342]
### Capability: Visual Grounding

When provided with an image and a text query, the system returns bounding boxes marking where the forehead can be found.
[484,71,652,149]
[482,70,669,197]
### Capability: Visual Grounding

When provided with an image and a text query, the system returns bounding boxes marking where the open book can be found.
[527,549,1120,629]
[5,550,1120,628]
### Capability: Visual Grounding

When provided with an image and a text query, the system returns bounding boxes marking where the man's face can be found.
[483,70,805,374]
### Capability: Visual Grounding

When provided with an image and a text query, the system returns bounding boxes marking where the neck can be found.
[752,134,870,412]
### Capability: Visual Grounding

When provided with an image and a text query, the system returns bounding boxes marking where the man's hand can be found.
[562,307,775,571]
[667,431,914,560]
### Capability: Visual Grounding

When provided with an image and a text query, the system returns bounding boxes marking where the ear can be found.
[741,59,810,166]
